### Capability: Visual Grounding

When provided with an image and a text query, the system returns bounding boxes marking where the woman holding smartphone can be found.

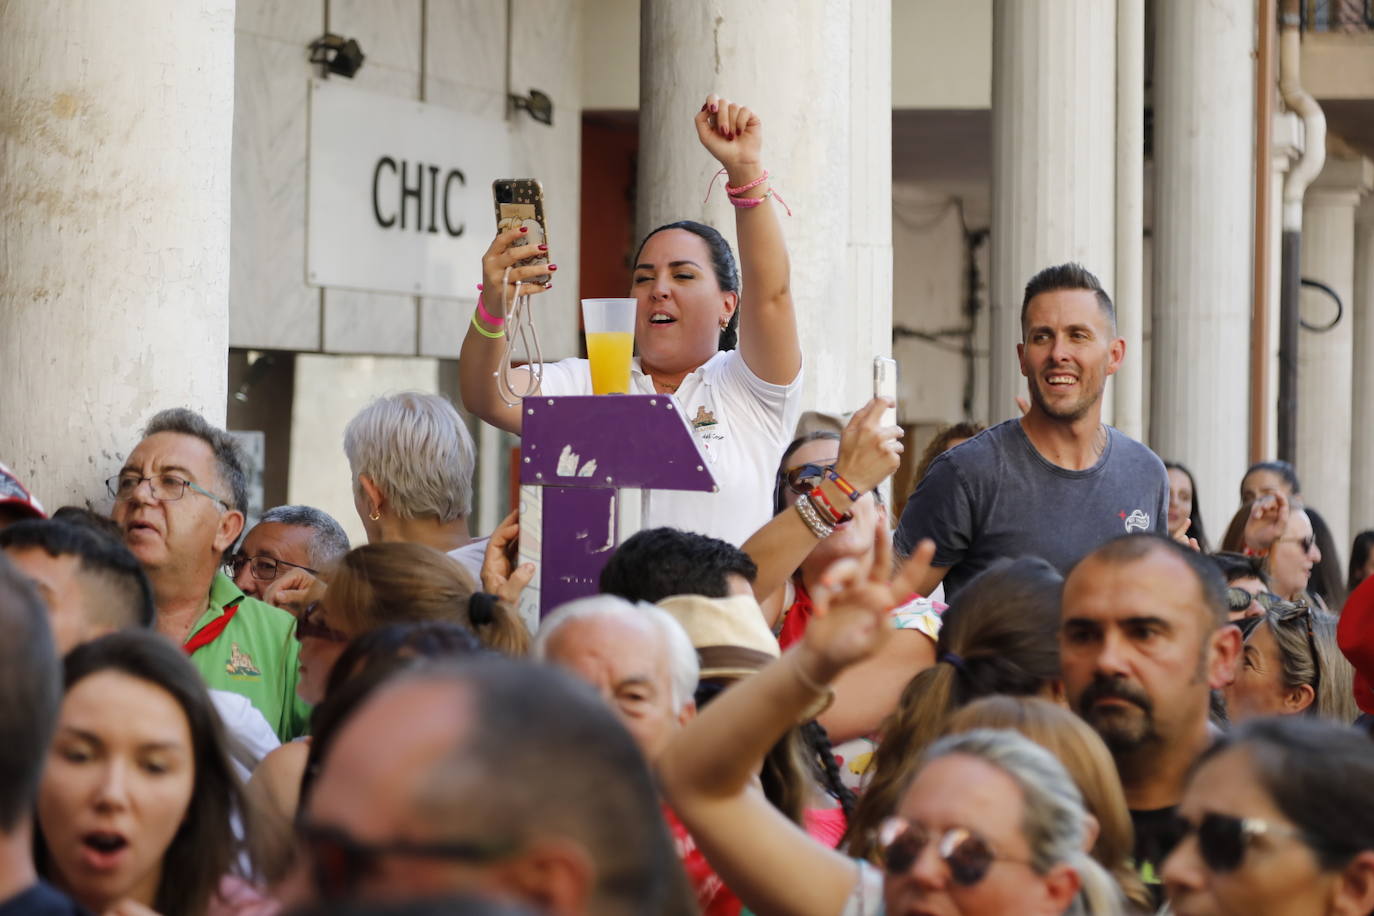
[460,94,805,546]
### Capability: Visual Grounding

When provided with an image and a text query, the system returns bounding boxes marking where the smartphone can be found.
[492,179,550,286]
[874,357,898,428]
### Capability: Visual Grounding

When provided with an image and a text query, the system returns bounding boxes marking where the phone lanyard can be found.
[496,264,544,407]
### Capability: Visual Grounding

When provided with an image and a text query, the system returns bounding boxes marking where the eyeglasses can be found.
[781,461,837,497]
[226,553,317,582]
[878,818,1030,887]
[295,602,349,643]
[297,819,517,898]
[1224,587,1254,614]
[1177,811,1302,872]
[106,473,228,509]
[1277,534,1317,554]
[1273,601,1322,697]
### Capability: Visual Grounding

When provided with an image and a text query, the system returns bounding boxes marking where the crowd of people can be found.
[3,94,1374,916]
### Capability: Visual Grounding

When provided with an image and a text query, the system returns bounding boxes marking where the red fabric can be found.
[183,603,240,655]
[662,803,741,916]
[1339,576,1374,714]
[804,806,849,849]
[776,583,815,650]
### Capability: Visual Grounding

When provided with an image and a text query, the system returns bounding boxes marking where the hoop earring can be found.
[368,509,381,521]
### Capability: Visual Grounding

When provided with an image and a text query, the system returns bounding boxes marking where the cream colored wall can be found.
[582,0,639,109]
[892,0,993,109]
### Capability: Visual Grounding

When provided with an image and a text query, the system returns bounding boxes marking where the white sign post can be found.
[307,79,512,299]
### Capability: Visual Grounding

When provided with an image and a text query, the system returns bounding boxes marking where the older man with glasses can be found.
[108,408,310,741]
[228,504,349,606]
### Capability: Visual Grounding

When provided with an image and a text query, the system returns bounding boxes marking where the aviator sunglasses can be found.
[878,818,1032,887]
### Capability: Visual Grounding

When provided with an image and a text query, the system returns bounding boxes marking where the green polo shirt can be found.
[184,572,312,741]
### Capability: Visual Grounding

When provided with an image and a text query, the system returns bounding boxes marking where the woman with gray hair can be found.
[658,539,1123,916]
[1223,599,1357,723]
[342,391,487,580]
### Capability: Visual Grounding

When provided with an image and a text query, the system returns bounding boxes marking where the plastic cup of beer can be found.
[581,298,636,395]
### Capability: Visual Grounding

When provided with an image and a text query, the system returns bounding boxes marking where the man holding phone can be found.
[894,263,1169,601]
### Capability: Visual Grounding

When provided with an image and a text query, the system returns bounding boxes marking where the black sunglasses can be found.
[878,818,1030,887]
[1274,602,1322,697]
[295,602,349,643]
[1178,812,1302,873]
[298,820,518,898]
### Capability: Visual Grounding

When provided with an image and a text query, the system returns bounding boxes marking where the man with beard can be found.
[895,263,1168,600]
[1060,533,1241,906]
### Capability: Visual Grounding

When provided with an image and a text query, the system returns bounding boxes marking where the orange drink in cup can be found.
[582,298,636,395]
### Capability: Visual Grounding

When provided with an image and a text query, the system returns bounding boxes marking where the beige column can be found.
[1149,0,1255,540]
[1113,0,1146,440]
[988,0,1117,425]
[0,0,235,507]
[1353,196,1374,535]
[1297,156,1372,551]
[637,0,892,415]
[1265,113,1304,461]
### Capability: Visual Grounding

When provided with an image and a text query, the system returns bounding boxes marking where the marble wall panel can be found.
[230,29,321,350]
[323,288,418,354]
[237,0,322,44]
[419,295,474,358]
[330,0,422,98]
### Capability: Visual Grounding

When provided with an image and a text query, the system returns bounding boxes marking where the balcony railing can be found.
[1302,0,1374,31]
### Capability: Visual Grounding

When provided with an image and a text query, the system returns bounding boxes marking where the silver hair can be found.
[141,408,247,513]
[922,729,1124,916]
[258,504,351,568]
[342,392,476,523]
[533,595,700,714]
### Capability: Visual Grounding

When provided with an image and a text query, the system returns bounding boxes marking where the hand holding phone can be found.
[492,179,550,286]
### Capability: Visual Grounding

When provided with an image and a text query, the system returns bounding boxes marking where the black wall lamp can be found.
[309,34,366,78]
[508,89,554,126]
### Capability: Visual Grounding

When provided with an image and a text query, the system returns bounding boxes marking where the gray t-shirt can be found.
[894,419,1169,600]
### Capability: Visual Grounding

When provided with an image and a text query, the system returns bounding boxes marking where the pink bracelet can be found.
[728,187,793,217]
[726,170,769,196]
[476,295,505,328]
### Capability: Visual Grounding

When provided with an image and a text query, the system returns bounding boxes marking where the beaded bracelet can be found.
[823,468,862,502]
[471,313,505,339]
[807,487,852,526]
[476,295,505,328]
[795,496,835,539]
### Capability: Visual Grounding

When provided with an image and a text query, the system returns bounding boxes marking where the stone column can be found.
[638,0,891,415]
[1299,156,1373,551]
[1265,113,1304,461]
[0,0,235,508]
[1353,196,1374,535]
[989,0,1116,425]
[1149,0,1255,541]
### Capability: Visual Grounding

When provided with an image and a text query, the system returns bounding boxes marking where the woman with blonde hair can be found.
[945,696,1152,913]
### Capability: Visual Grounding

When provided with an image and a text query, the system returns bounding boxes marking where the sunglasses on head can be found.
[1177,811,1302,873]
[295,602,348,643]
[298,820,517,898]
[878,818,1030,887]
[1273,601,1322,695]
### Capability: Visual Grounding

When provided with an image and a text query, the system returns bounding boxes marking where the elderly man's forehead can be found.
[124,431,217,477]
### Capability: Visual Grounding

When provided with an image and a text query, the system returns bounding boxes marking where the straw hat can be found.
[656,593,779,680]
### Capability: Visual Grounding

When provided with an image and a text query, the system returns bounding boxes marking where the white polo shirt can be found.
[534,350,803,546]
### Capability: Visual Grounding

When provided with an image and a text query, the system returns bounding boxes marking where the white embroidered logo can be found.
[1123,509,1150,534]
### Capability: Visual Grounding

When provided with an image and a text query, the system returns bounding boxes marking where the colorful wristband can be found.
[725,169,769,196]
[471,313,505,339]
[824,468,862,502]
[476,295,505,328]
[807,486,851,526]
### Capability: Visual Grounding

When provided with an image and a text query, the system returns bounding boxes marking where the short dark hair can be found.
[1196,717,1374,871]
[0,518,155,630]
[599,527,757,603]
[142,407,248,513]
[1079,533,1229,627]
[0,551,60,832]
[383,658,697,916]
[1020,263,1116,338]
[257,504,351,567]
[38,631,244,915]
[1350,531,1374,595]
[1208,551,1270,588]
[635,220,741,351]
[1243,459,1302,496]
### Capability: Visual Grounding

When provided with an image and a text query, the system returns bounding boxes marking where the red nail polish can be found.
[538,244,548,251]
[545,283,553,290]
[548,264,558,271]
[519,226,528,233]
[710,103,717,112]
